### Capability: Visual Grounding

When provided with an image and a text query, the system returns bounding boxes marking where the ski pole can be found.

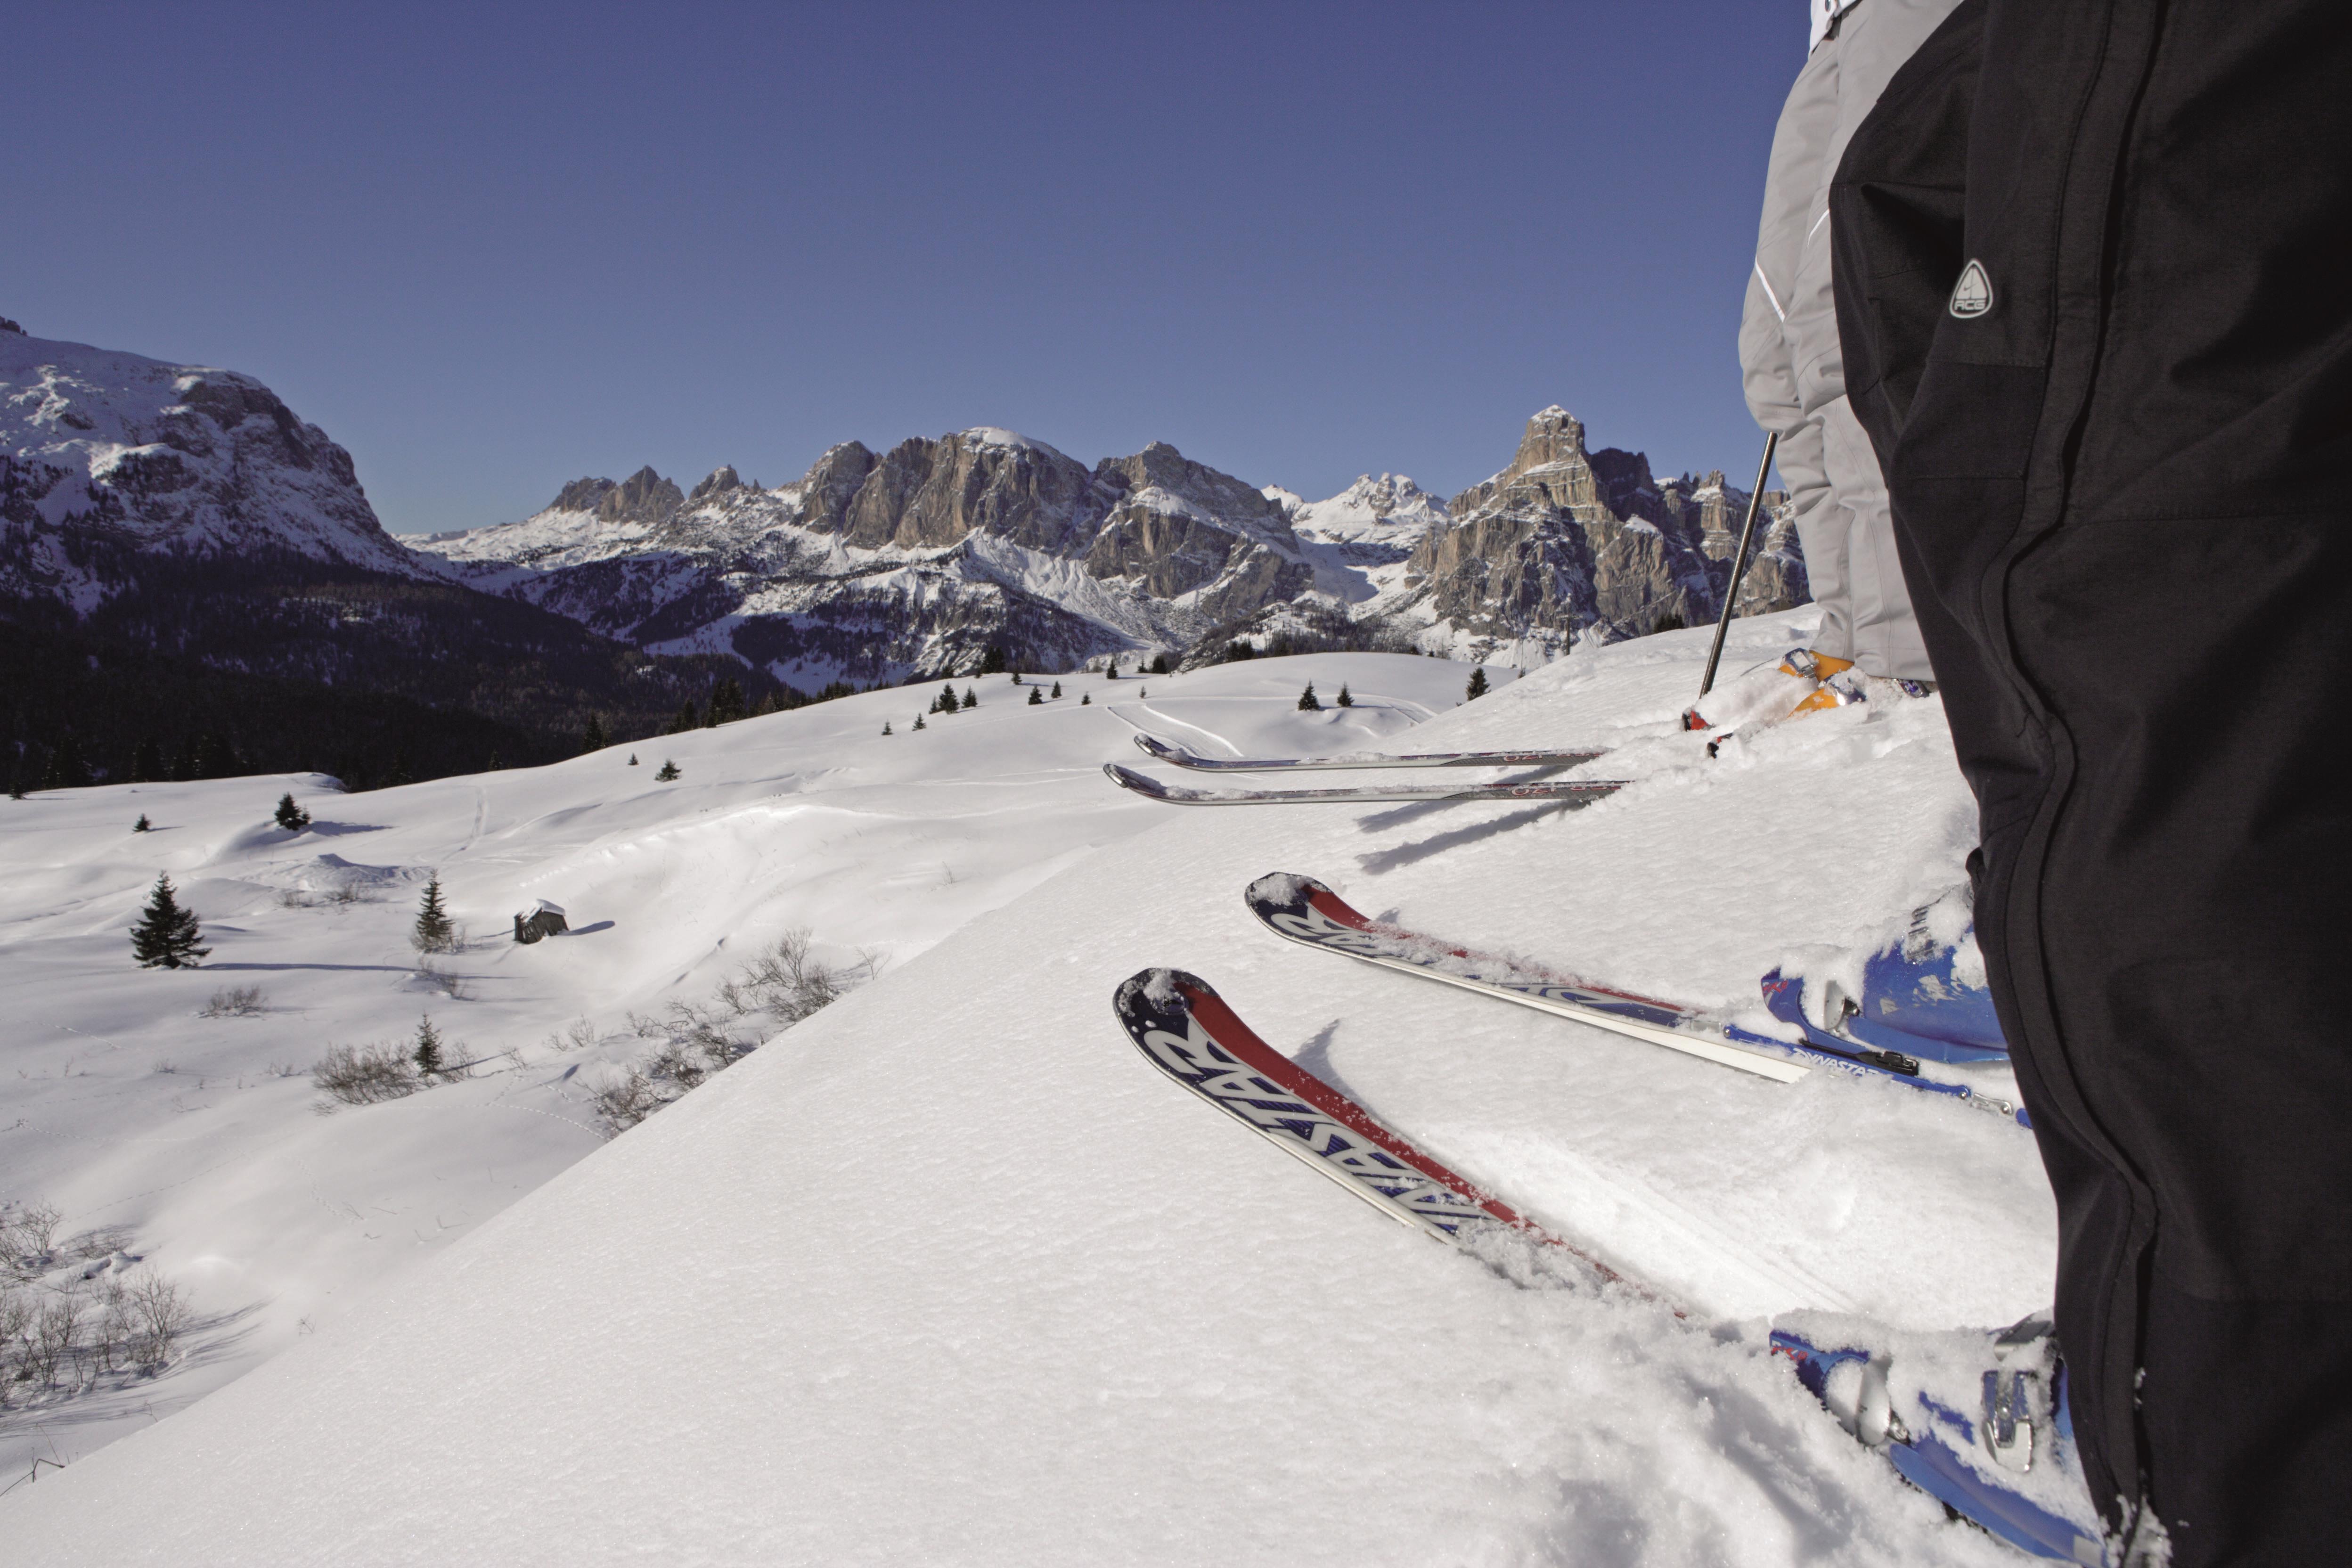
[1698,431,1779,699]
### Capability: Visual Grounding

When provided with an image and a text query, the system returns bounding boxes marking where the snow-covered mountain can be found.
[0,322,780,787]
[0,619,2046,1564]
[0,320,431,607]
[425,410,1811,690]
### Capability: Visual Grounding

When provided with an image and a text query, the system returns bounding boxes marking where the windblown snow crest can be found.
[426,408,1810,688]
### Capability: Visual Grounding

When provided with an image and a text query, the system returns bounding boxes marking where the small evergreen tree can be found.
[1050,681,1062,699]
[655,759,681,781]
[1150,653,1171,675]
[133,813,152,833]
[1027,687,1043,706]
[274,792,311,831]
[913,713,927,731]
[934,682,958,715]
[1336,684,1354,707]
[1466,667,1490,700]
[1298,683,1321,712]
[1104,655,1119,679]
[628,753,640,766]
[413,1016,445,1078]
[668,698,701,734]
[1011,672,1023,685]
[413,874,456,953]
[882,720,894,735]
[1080,692,1091,705]
[582,713,608,753]
[961,687,978,710]
[131,874,209,969]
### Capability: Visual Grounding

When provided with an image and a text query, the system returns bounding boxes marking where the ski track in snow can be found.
[2,615,2042,1565]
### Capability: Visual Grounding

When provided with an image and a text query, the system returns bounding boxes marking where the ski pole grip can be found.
[1698,431,1779,700]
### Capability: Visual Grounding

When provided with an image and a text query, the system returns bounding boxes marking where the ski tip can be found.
[1103,761,1174,798]
[1130,732,1192,765]
[1243,871,1330,910]
[1113,967,1212,1027]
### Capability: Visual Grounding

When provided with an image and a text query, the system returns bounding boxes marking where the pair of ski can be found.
[1113,881,2089,1561]
[1106,732,1623,807]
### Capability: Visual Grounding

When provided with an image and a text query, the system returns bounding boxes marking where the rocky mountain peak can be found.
[1505,406,1589,479]
[688,465,744,505]
[596,466,684,525]
[549,477,615,513]
[1096,441,1288,531]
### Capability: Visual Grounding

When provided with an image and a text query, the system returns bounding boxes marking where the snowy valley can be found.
[3,619,2050,1565]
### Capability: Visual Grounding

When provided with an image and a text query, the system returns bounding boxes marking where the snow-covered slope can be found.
[3,616,2046,1564]
[0,325,428,606]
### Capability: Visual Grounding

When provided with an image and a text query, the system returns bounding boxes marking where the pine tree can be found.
[130,874,209,969]
[882,720,894,735]
[413,1016,445,1078]
[628,753,639,766]
[1011,672,1023,686]
[1150,653,1170,674]
[133,814,151,833]
[1027,687,1043,706]
[413,874,455,953]
[274,792,311,832]
[936,682,958,715]
[655,759,680,781]
[1105,655,1119,679]
[1336,684,1354,707]
[913,713,926,731]
[1298,682,1321,712]
[582,713,608,753]
[668,698,700,734]
[1466,667,1490,700]
[980,645,1007,675]
[1080,692,1091,705]
[1050,681,1062,699]
[706,678,746,726]
[961,687,978,710]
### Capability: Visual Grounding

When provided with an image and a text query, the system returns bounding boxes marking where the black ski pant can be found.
[1830,2,2351,1561]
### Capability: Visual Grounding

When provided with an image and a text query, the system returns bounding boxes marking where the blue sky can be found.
[15,2,1796,533]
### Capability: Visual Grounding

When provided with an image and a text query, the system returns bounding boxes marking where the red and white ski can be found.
[1111,967,1662,1299]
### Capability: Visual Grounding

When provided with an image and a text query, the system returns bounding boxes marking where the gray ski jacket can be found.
[1740,0,1957,680]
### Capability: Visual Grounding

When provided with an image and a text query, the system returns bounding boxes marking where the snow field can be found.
[5,618,2046,1564]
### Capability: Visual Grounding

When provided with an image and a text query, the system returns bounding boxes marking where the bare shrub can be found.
[412,959,471,1001]
[718,929,880,1025]
[311,1043,421,1106]
[1,1200,62,1271]
[125,1267,190,1368]
[278,888,318,909]
[200,984,268,1018]
[593,930,873,1138]
[590,1066,667,1136]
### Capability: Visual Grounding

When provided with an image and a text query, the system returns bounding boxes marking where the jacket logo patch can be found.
[1949,260,1995,319]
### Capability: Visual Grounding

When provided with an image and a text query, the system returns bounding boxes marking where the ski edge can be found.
[1131,731,1609,773]
[1243,873,1808,1085]
[1104,761,1626,807]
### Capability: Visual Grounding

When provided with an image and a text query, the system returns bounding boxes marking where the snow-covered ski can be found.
[1104,762,1626,808]
[1113,968,2093,1560]
[1243,873,2027,1126]
[1111,966,1657,1298]
[1130,731,1609,773]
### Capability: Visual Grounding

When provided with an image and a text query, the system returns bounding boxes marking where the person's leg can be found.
[1819,396,1933,681]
